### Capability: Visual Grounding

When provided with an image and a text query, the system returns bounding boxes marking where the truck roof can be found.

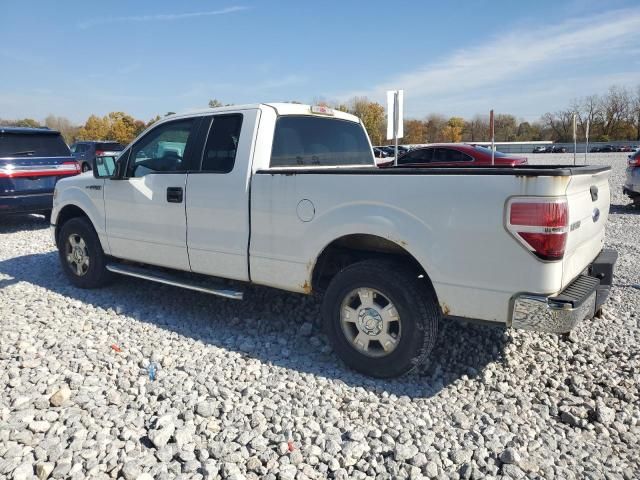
[165,103,361,124]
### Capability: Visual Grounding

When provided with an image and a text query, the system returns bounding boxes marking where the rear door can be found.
[561,169,611,287]
[185,109,260,281]
[103,118,200,270]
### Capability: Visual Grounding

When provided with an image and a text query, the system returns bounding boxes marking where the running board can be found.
[106,263,244,300]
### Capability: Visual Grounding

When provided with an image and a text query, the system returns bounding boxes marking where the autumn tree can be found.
[147,115,162,126]
[463,115,489,142]
[0,118,41,128]
[343,97,386,145]
[516,121,542,141]
[77,115,110,140]
[541,110,575,142]
[77,112,141,144]
[494,114,518,142]
[441,117,464,142]
[599,86,631,139]
[106,112,138,144]
[423,114,447,142]
[44,115,78,143]
[403,119,427,144]
[208,99,233,108]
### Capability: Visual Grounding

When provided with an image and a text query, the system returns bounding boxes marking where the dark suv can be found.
[70,141,125,172]
[1,127,79,218]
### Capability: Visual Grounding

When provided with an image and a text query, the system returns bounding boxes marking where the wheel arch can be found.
[310,233,439,303]
[54,204,89,244]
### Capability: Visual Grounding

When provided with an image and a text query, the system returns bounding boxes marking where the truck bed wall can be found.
[249,170,581,324]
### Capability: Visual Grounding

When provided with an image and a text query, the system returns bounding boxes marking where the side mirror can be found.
[92,155,118,179]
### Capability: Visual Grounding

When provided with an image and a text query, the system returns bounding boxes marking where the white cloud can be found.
[336,8,640,118]
[78,6,250,29]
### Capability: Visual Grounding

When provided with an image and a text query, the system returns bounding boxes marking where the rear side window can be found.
[200,114,243,173]
[398,148,433,164]
[434,148,473,163]
[0,132,70,157]
[474,146,507,158]
[270,116,373,167]
[96,142,124,151]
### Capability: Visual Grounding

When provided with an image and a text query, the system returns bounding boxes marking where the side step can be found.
[106,263,244,300]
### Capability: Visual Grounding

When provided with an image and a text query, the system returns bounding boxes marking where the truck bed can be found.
[250,163,611,324]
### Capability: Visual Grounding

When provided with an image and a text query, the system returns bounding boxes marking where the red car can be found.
[379,144,528,168]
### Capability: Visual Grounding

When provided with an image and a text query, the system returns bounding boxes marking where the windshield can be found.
[0,132,70,157]
[96,142,125,151]
[473,145,509,158]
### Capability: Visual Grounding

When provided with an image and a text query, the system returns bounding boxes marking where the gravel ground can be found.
[1,153,638,480]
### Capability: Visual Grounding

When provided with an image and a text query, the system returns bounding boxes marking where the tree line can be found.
[2,84,639,146]
[327,84,640,145]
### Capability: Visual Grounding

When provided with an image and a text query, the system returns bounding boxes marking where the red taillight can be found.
[507,198,569,261]
[62,160,81,174]
[629,155,640,166]
[510,201,568,227]
[0,161,80,178]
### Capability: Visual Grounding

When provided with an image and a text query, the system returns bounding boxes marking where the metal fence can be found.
[480,141,639,154]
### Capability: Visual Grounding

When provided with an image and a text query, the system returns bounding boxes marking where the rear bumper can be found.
[623,186,639,198]
[625,166,640,198]
[0,193,53,214]
[510,248,617,333]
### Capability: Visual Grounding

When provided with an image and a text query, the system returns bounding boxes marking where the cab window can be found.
[270,116,373,167]
[128,119,195,177]
[200,114,243,173]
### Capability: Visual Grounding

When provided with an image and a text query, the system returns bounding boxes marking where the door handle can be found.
[166,187,183,203]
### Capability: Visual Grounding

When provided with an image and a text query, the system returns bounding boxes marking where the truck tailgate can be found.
[562,169,610,288]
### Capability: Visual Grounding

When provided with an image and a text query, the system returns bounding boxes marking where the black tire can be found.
[42,210,52,223]
[322,259,440,378]
[58,217,111,289]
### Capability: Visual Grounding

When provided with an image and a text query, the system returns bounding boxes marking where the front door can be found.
[103,118,198,271]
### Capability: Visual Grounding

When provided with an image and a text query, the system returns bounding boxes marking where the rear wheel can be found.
[58,217,111,288]
[322,259,440,378]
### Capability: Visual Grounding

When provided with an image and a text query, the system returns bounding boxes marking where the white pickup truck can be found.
[51,103,617,378]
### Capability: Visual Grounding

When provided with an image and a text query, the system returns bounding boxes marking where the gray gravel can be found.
[1,153,639,480]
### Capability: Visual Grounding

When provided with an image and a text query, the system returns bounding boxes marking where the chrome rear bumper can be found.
[510,249,617,333]
[512,290,597,333]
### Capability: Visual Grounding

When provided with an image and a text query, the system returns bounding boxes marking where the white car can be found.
[51,103,617,377]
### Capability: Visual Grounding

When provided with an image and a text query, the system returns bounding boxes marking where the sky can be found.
[1,0,639,124]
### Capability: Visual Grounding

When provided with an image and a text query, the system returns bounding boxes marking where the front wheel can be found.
[322,259,440,378]
[58,217,111,289]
